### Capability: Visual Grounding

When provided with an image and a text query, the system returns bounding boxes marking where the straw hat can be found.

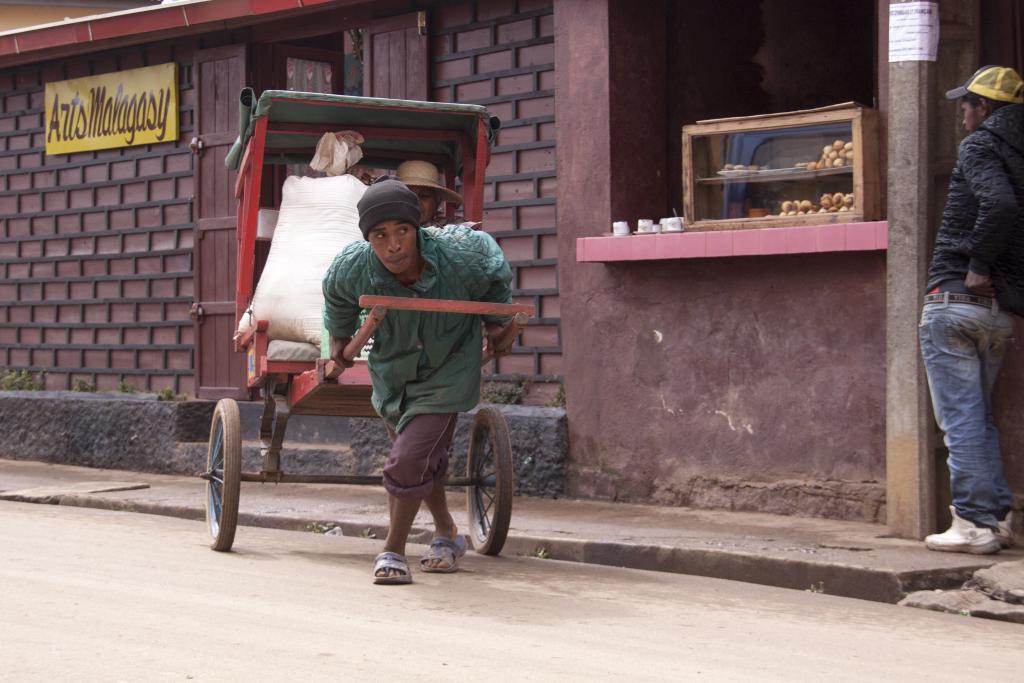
[396,160,463,205]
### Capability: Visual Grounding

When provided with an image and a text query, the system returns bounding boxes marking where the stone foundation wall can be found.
[0,395,568,499]
[1,393,909,521]
[645,475,887,524]
[0,391,213,472]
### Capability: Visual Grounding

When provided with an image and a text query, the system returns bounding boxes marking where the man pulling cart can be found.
[324,179,515,584]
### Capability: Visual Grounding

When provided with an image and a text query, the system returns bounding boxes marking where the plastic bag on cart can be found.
[309,131,364,176]
[236,174,366,345]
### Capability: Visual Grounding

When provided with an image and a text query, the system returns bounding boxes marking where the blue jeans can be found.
[919,299,1015,530]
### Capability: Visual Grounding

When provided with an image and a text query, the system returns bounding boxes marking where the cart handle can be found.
[321,297,535,379]
[358,295,534,317]
[481,311,530,366]
[343,305,387,363]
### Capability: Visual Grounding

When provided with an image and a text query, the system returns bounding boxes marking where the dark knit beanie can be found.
[357,178,421,239]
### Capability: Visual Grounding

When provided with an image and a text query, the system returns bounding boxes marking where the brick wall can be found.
[0,0,560,396]
[431,0,560,383]
[0,43,197,393]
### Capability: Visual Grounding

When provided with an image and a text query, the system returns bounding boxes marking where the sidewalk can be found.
[2,457,1020,603]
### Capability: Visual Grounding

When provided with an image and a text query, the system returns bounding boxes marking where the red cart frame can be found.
[202,90,533,556]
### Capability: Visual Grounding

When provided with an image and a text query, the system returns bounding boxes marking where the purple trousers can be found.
[382,413,457,498]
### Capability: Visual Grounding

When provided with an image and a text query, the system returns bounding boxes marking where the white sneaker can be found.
[995,512,1015,549]
[925,506,1001,555]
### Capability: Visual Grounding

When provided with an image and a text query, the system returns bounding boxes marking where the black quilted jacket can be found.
[927,104,1024,316]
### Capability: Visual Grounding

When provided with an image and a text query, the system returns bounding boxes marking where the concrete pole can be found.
[885,2,937,539]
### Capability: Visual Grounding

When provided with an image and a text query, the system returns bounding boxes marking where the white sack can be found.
[256,208,279,240]
[237,174,366,344]
[267,339,320,362]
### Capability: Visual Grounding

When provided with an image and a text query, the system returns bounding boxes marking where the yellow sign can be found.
[45,63,178,155]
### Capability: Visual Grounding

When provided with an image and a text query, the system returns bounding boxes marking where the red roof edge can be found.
[0,0,343,66]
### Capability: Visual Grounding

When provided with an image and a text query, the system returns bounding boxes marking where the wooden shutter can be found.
[363,11,429,100]
[192,45,249,400]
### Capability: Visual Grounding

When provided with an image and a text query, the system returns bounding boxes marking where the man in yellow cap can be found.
[396,160,465,227]
[920,66,1024,554]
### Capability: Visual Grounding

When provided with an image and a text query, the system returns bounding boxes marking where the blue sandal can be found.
[373,552,412,585]
[420,535,467,573]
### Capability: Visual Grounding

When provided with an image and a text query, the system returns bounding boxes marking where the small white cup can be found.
[663,217,684,232]
[638,219,655,233]
[612,220,630,236]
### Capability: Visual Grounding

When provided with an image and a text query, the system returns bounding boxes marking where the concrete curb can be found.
[6,489,979,603]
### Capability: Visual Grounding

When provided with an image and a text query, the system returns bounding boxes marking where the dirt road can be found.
[2,502,1021,681]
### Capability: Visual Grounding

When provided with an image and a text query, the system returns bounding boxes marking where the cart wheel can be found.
[205,398,241,552]
[466,408,513,555]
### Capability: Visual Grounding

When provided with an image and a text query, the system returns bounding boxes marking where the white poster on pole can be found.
[888,2,939,62]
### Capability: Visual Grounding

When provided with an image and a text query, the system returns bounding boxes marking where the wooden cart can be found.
[202,90,532,555]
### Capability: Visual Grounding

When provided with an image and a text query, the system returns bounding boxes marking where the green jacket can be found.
[322,226,513,432]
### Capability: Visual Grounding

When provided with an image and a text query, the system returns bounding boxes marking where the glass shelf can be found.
[695,166,852,185]
[681,104,879,230]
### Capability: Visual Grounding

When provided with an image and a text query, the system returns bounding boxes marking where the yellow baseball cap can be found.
[946,65,1024,103]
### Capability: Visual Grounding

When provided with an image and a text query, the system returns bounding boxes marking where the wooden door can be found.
[193,45,249,400]
[363,11,429,100]
[270,43,345,197]
[980,0,1024,73]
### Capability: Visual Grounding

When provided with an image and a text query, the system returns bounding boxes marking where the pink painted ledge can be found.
[576,221,888,262]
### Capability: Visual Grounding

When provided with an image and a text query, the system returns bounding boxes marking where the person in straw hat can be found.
[396,160,465,227]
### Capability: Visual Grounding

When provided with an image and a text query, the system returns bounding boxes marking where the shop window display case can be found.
[682,103,880,231]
